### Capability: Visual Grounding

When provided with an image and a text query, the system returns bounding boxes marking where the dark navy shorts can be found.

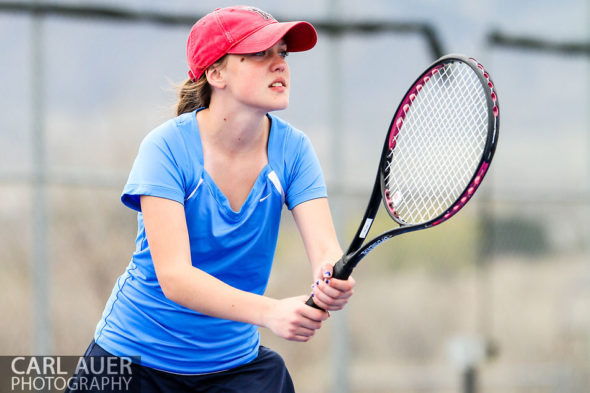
[65,340,295,393]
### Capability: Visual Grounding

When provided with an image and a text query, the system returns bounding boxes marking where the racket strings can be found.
[384,62,488,225]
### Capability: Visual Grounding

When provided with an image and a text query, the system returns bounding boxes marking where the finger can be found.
[297,317,322,331]
[300,300,330,321]
[290,329,323,342]
[285,320,324,342]
[316,263,334,281]
[288,333,312,343]
[307,294,328,311]
[324,275,356,291]
[311,290,348,310]
[314,279,354,309]
[314,279,340,298]
[315,278,354,300]
[294,326,316,337]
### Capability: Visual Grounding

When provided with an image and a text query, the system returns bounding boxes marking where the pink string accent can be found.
[388,65,443,149]
[431,162,490,226]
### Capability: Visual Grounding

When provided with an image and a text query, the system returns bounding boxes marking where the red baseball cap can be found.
[187,6,318,81]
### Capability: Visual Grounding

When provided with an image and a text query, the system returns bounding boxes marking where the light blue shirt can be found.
[94,109,327,374]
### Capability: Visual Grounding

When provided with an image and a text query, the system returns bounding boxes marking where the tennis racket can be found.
[307,54,499,309]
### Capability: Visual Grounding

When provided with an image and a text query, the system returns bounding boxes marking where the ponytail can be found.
[176,76,211,116]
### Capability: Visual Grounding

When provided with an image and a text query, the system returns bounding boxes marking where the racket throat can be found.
[332,255,356,280]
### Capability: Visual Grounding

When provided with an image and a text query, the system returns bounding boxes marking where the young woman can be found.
[67,6,355,392]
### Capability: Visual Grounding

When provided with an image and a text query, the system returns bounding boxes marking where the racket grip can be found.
[305,295,324,310]
[331,257,354,280]
[304,256,353,310]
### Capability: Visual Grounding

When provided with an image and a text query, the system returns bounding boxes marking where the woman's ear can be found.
[205,65,226,89]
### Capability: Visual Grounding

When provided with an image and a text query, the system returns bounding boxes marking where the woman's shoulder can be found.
[267,113,316,178]
[137,111,199,155]
[147,111,197,140]
[268,113,308,145]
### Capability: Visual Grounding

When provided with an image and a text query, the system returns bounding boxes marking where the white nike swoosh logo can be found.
[259,194,271,202]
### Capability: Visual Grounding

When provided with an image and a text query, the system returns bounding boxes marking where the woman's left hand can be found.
[309,263,355,311]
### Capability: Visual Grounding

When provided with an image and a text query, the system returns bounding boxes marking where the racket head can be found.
[379,54,499,228]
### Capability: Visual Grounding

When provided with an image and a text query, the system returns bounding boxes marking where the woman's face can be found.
[221,40,291,112]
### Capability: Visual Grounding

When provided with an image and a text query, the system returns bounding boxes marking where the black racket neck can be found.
[346,170,383,255]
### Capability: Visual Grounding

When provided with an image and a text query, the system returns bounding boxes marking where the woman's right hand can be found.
[263,296,330,342]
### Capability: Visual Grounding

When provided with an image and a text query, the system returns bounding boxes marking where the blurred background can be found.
[0,0,589,392]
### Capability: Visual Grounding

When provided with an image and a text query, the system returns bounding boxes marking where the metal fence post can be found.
[31,1,51,354]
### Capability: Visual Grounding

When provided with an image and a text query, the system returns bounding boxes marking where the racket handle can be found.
[304,256,353,310]
[305,295,323,310]
[331,257,354,280]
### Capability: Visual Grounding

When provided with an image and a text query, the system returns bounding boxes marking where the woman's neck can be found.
[197,106,269,156]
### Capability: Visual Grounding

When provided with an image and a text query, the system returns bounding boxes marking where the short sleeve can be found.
[285,132,327,210]
[121,125,187,212]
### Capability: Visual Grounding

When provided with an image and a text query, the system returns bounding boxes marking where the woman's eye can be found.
[247,49,288,59]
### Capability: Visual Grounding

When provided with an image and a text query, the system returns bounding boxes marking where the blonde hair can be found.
[176,55,228,116]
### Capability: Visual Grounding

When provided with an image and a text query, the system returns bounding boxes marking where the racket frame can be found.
[307,54,499,307]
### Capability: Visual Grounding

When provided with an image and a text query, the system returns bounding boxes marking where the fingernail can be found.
[311,293,315,298]
[325,279,330,284]
[316,280,320,286]
[311,283,315,290]
[324,271,331,277]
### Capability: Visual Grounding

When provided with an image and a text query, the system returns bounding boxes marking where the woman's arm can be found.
[140,195,329,342]
[291,197,355,311]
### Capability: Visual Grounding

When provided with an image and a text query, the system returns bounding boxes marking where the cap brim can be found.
[228,21,317,54]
